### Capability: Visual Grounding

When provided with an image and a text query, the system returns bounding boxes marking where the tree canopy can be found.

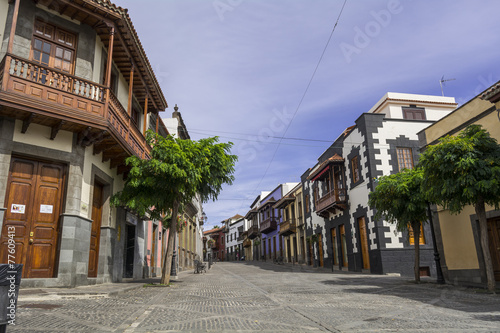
[419,124,500,291]
[419,124,500,213]
[112,131,237,284]
[370,168,428,231]
[112,131,237,223]
[369,168,427,281]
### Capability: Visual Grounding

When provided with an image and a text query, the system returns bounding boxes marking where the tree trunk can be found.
[475,198,496,292]
[160,201,179,285]
[412,221,421,283]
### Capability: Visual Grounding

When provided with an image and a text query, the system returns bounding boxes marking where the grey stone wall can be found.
[113,208,126,282]
[0,117,14,208]
[133,219,146,279]
[379,247,436,277]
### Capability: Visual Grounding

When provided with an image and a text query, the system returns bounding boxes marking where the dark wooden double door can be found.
[488,217,500,281]
[0,157,66,278]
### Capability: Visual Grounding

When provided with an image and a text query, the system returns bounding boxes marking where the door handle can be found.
[29,238,33,245]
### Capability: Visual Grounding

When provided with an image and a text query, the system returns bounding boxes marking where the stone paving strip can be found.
[9,262,500,332]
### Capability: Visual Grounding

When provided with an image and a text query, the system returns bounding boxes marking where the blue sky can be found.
[115,0,500,229]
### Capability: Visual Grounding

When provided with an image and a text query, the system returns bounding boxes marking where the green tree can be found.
[112,131,237,285]
[369,168,428,282]
[419,124,500,291]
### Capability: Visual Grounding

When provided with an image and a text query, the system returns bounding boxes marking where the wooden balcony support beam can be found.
[21,113,34,134]
[50,120,65,140]
[117,164,129,176]
[143,95,148,134]
[110,157,124,169]
[93,142,118,155]
[103,151,127,163]
[77,126,91,146]
[81,130,107,148]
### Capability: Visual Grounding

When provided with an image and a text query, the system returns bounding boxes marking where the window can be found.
[402,106,426,120]
[131,107,140,125]
[298,200,303,218]
[409,224,425,245]
[351,156,360,183]
[31,20,76,74]
[305,194,310,213]
[397,147,414,171]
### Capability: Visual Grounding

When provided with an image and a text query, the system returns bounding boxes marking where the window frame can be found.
[396,147,414,171]
[30,19,77,75]
[351,156,360,184]
[402,106,426,120]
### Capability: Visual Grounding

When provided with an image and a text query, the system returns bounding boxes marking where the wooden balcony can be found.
[279,218,297,236]
[260,217,277,234]
[247,225,260,239]
[315,188,347,217]
[0,54,150,174]
[243,239,252,248]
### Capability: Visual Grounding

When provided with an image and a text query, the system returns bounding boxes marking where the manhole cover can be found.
[20,303,62,310]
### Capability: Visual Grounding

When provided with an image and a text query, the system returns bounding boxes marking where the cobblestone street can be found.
[12,262,500,332]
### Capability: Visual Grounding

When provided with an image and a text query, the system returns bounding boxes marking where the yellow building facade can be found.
[419,87,500,287]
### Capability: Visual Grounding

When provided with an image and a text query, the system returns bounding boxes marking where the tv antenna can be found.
[439,76,455,96]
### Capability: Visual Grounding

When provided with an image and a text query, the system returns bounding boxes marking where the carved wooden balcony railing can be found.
[0,54,150,161]
[243,239,252,248]
[260,217,277,234]
[237,233,245,242]
[279,218,297,236]
[315,188,347,217]
[247,225,260,239]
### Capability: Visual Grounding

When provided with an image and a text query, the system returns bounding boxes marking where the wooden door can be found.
[318,234,324,267]
[487,217,500,281]
[331,228,338,265]
[301,236,305,263]
[272,236,276,259]
[308,241,313,266]
[88,182,103,277]
[1,157,65,278]
[340,225,348,267]
[358,217,370,270]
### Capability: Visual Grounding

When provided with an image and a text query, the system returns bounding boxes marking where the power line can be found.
[250,0,349,200]
[188,130,327,148]
[185,128,333,143]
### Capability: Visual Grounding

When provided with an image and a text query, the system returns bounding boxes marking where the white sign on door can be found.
[11,204,25,214]
[40,204,53,214]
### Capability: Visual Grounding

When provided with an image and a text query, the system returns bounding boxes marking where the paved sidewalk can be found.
[18,270,192,302]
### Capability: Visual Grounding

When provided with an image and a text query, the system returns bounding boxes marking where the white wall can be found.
[12,120,73,153]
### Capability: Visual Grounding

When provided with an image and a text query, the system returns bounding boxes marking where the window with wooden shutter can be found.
[31,20,76,74]
[402,106,426,120]
[351,156,360,183]
[397,148,414,171]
